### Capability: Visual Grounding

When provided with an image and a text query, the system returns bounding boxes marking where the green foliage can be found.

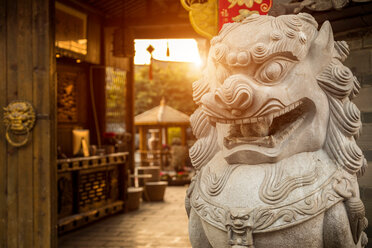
[134,61,201,116]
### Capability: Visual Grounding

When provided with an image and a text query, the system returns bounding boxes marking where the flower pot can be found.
[144,181,168,201]
[127,187,143,211]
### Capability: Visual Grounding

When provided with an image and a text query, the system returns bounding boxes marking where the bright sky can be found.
[134,39,202,66]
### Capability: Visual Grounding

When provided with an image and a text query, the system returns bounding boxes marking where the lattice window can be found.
[106,67,126,133]
[57,72,78,122]
[78,170,108,211]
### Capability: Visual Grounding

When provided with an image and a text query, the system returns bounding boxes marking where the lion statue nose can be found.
[215,75,253,116]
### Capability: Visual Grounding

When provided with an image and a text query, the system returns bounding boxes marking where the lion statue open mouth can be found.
[186,13,368,248]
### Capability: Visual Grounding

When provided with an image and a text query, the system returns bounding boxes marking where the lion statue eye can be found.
[256,58,293,84]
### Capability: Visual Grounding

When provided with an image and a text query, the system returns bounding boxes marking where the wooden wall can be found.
[55,0,102,65]
[0,0,57,247]
[56,62,107,156]
[86,14,102,64]
[57,62,90,156]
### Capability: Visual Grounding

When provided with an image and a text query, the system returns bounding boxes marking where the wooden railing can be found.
[137,149,171,169]
[57,152,129,234]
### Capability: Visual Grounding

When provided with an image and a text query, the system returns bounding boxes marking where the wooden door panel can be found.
[0,0,57,247]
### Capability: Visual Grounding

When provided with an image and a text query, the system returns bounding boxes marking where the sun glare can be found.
[134,39,202,66]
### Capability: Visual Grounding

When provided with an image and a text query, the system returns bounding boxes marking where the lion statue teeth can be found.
[186,13,368,248]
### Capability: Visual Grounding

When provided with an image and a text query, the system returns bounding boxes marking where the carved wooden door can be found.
[0,0,57,247]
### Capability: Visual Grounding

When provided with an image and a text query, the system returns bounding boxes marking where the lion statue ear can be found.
[309,21,335,72]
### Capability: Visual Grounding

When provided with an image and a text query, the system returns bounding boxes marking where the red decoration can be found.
[218,0,272,30]
[103,132,116,138]
[147,45,155,80]
[149,56,153,81]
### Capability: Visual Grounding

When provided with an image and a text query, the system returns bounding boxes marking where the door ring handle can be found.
[3,100,36,147]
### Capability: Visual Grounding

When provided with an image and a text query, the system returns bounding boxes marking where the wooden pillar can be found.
[125,32,135,172]
[0,0,57,247]
[138,126,145,151]
[139,126,148,164]
[165,126,169,146]
[164,126,169,168]
[159,127,164,169]
[181,126,187,146]
[158,127,162,149]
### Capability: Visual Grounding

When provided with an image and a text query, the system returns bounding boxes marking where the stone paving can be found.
[59,186,191,248]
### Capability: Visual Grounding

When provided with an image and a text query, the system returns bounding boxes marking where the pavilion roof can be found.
[135,99,190,126]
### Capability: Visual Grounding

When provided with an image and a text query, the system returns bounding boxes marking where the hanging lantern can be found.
[147,44,154,54]
[147,45,155,81]
[166,41,170,57]
[113,27,134,57]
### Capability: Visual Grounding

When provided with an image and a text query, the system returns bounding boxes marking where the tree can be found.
[134,61,202,116]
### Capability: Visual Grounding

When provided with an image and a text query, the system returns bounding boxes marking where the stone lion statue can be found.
[186,13,368,248]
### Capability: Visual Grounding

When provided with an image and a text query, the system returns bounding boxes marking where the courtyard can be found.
[59,186,191,248]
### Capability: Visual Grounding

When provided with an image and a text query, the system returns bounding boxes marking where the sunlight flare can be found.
[134,39,202,67]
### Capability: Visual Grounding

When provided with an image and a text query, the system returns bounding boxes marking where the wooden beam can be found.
[313,3,372,24]
[132,25,202,39]
[57,0,105,16]
[331,13,372,34]
[104,15,190,27]
[125,33,135,172]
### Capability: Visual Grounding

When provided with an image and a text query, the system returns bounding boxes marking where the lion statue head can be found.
[189,13,366,176]
[186,13,368,248]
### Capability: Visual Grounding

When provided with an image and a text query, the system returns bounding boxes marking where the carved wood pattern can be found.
[57,153,128,234]
[58,173,74,219]
[57,71,78,122]
[108,167,119,202]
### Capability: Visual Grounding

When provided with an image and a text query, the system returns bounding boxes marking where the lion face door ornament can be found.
[3,101,36,147]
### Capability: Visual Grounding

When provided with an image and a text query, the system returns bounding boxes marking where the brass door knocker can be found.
[3,100,36,147]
